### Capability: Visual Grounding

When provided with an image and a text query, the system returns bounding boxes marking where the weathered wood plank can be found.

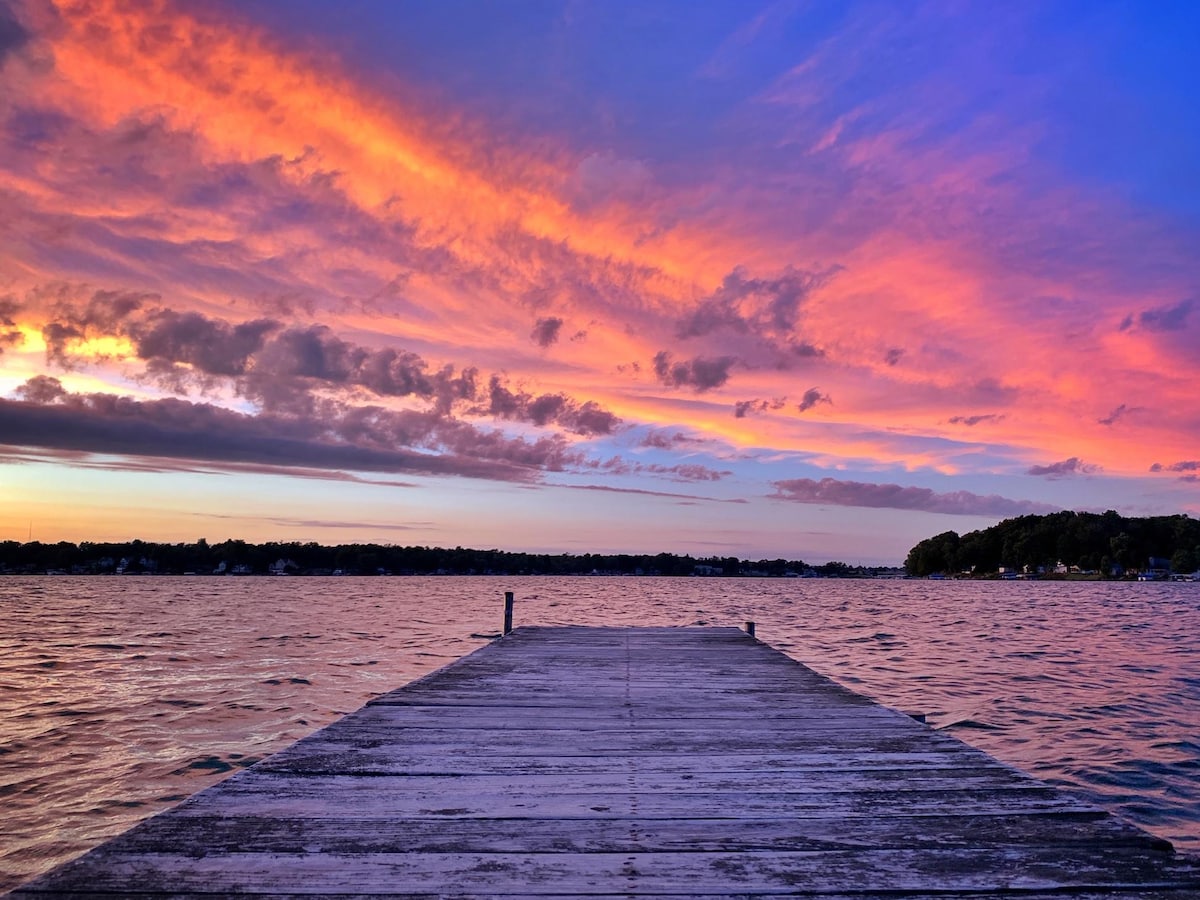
[20,848,1200,895]
[79,812,1174,855]
[240,767,1038,791]
[18,893,1198,900]
[13,625,1199,897]
[161,784,1093,821]
[255,747,994,776]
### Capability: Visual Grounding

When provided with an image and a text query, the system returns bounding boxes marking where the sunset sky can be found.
[1,0,1198,564]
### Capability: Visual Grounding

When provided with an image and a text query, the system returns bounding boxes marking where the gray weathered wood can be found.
[13,625,1200,897]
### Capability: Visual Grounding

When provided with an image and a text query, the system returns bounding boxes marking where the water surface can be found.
[1,576,1196,891]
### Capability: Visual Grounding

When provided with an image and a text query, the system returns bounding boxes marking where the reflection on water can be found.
[0,576,1197,889]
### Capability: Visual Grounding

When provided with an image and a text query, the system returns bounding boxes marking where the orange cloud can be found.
[3,0,1197,495]
[38,0,734,303]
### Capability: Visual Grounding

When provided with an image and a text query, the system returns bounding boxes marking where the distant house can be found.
[1141,557,1172,581]
[269,558,298,576]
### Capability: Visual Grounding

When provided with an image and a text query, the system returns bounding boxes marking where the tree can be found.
[904,531,960,576]
[1171,547,1198,575]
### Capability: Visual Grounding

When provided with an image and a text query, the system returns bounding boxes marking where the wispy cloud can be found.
[948,414,1004,427]
[677,265,837,351]
[561,483,746,504]
[771,477,1056,516]
[1119,299,1194,333]
[1027,457,1100,478]
[1097,404,1144,427]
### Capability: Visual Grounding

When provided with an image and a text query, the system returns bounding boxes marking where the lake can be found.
[1,576,1197,891]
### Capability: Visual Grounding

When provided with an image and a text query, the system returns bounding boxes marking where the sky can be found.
[1,0,1198,564]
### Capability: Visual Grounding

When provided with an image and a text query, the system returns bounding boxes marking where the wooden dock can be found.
[13,625,1200,897]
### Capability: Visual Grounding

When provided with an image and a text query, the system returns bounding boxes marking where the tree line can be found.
[0,538,884,578]
[904,511,1200,577]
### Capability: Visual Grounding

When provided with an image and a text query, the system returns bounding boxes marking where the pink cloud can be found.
[772,477,1056,516]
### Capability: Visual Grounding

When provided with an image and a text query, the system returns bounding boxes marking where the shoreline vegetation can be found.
[904,510,1200,580]
[3,512,1196,580]
[1,539,888,578]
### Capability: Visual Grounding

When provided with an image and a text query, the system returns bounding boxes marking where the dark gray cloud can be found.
[0,393,505,479]
[40,297,618,434]
[15,373,66,403]
[1026,457,1099,478]
[531,316,563,347]
[3,378,597,482]
[0,296,20,353]
[131,310,279,376]
[796,388,831,413]
[771,477,1057,516]
[791,342,825,359]
[0,448,421,489]
[42,289,154,366]
[568,401,621,436]
[734,397,786,418]
[948,413,1004,426]
[0,3,30,65]
[678,265,839,339]
[653,350,737,392]
[638,429,704,449]
[430,417,583,471]
[1150,460,1200,473]
[231,323,445,416]
[482,375,620,436]
[1119,298,1194,333]
[884,347,904,366]
[249,325,365,381]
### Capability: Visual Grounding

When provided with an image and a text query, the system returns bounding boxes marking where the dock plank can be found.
[13,625,1200,897]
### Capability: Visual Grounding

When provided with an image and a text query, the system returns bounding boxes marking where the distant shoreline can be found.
[0,539,895,578]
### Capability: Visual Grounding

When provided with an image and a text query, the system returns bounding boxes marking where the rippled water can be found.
[1,576,1197,891]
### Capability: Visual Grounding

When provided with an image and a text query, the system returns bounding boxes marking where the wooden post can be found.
[503,591,514,635]
[745,620,756,638]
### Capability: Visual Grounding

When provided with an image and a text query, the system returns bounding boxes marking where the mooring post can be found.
[503,591,514,635]
[745,620,756,638]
